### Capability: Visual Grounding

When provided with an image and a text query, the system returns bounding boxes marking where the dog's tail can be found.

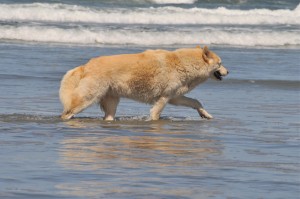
[59,66,84,117]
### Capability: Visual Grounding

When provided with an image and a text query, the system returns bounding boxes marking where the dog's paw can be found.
[103,115,115,121]
[61,112,74,120]
[197,108,213,120]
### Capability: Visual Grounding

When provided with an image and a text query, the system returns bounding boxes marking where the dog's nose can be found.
[227,70,229,75]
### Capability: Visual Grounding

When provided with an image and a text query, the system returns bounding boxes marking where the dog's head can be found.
[202,46,229,81]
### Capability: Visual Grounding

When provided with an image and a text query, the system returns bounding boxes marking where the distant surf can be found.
[0,3,299,25]
[0,25,299,47]
[0,3,299,47]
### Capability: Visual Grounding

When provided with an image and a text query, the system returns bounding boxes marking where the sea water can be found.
[0,0,299,198]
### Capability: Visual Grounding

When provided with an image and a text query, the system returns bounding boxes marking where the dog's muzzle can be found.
[213,66,229,81]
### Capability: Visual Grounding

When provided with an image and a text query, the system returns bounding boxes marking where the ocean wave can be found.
[0,3,299,25]
[0,25,299,47]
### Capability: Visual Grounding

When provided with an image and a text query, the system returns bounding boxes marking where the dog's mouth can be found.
[214,71,223,81]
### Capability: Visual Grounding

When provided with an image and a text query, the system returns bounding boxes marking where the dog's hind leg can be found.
[150,97,169,120]
[169,96,213,119]
[61,78,109,120]
[100,95,120,121]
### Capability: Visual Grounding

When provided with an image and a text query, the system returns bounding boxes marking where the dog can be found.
[59,46,228,121]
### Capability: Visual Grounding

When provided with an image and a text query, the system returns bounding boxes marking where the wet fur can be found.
[59,46,228,120]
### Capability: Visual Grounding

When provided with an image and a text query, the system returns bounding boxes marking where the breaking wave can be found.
[0,3,299,47]
[0,3,299,25]
[0,25,299,46]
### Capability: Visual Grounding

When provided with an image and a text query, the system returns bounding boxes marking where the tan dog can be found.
[59,46,228,120]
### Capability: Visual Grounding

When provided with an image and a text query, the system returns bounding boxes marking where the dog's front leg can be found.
[150,97,169,120]
[169,96,213,119]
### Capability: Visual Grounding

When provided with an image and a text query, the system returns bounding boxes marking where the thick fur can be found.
[59,46,228,120]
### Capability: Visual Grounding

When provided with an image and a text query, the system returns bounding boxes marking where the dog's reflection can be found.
[57,121,222,198]
[58,126,220,170]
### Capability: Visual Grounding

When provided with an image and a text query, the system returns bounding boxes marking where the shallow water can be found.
[0,42,299,198]
[1,0,300,197]
[1,115,299,199]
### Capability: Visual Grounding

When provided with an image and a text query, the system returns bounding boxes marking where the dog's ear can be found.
[202,46,212,64]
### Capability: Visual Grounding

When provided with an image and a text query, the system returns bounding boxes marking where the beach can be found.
[0,0,299,198]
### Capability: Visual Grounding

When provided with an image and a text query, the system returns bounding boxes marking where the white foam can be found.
[1,3,299,47]
[1,25,299,47]
[0,3,299,25]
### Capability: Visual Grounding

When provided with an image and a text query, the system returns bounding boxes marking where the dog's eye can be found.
[218,62,222,68]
